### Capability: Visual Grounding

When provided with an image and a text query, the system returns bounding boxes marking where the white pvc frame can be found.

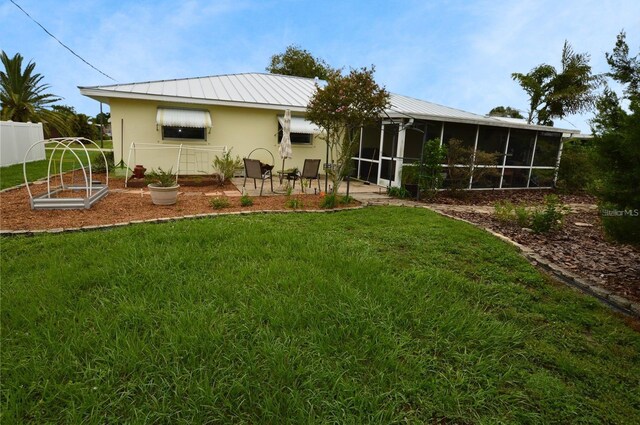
[23,137,110,209]
[124,142,227,187]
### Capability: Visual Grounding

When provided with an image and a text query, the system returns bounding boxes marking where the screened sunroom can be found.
[351,112,572,190]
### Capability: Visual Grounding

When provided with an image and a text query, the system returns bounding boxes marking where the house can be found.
[79,73,580,189]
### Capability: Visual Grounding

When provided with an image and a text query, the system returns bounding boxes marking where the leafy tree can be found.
[512,41,601,125]
[0,51,70,136]
[266,45,336,79]
[51,105,98,140]
[306,67,389,194]
[591,31,640,244]
[488,106,524,119]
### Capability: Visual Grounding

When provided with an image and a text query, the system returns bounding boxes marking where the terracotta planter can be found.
[148,184,180,205]
[133,165,146,179]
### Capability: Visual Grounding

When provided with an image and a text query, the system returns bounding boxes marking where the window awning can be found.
[156,108,212,128]
[278,116,320,134]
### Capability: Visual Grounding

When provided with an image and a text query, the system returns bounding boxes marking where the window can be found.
[162,126,206,140]
[278,123,312,145]
[156,108,211,141]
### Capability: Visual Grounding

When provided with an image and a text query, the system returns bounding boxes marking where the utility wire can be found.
[10,0,117,82]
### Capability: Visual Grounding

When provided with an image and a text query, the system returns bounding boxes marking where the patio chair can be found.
[300,159,321,193]
[243,158,273,196]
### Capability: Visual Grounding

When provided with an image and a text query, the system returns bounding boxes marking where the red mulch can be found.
[0,174,356,231]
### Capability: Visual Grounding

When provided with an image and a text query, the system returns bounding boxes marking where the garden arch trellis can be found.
[23,137,110,210]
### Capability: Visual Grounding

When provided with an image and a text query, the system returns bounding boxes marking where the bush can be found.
[557,140,599,193]
[285,197,303,209]
[91,151,114,173]
[599,204,640,245]
[339,195,354,205]
[493,195,569,234]
[240,194,253,207]
[210,196,230,209]
[529,195,569,233]
[387,186,410,199]
[212,148,242,182]
[320,194,336,209]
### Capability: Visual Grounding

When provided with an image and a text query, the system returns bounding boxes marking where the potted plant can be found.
[145,167,179,205]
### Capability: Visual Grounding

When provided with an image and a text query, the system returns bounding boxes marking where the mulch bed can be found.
[426,190,640,304]
[0,173,356,231]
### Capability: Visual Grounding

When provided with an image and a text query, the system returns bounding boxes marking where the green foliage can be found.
[2,209,639,423]
[445,139,499,192]
[488,106,524,119]
[556,139,599,193]
[307,67,390,195]
[51,105,98,139]
[266,45,335,79]
[212,148,242,183]
[339,195,354,205]
[494,195,569,233]
[210,196,230,209]
[1,51,71,136]
[591,31,640,244]
[529,195,569,233]
[90,150,114,173]
[320,193,336,208]
[145,167,177,187]
[512,41,601,125]
[387,186,410,199]
[240,194,253,207]
[285,197,303,209]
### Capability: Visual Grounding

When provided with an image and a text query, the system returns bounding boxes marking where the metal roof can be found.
[79,73,579,133]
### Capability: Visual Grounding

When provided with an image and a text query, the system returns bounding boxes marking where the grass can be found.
[1,207,639,423]
[0,146,110,190]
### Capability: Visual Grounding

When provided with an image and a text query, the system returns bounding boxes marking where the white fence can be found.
[0,121,45,167]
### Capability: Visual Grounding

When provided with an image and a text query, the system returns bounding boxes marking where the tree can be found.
[306,67,389,195]
[51,105,98,140]
[0,51,69,136]
[590,31,640,244]
[512,41,601,125]
[488,106,524,119]
[266,45,335,80]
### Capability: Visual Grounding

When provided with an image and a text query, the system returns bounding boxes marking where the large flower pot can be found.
[148,184,180,205]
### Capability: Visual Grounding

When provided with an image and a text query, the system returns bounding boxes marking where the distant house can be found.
[79,73,580,189]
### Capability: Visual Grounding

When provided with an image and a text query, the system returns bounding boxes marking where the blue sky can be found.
[2,0,638,132]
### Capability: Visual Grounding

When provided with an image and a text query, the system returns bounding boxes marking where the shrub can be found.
[387,186,410,199]
[339,195,354,205]
[285,197,303,209]
[529,195,569,234]
[212,148,242,182]
[240,194,253,207]
[210,196,230,209]
[599,203,640,245]
[557,140,599,193]
[494,195,569,234]
[91,151,114,173]
[320,194,337,209]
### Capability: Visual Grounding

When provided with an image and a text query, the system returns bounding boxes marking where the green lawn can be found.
[1,207,638,423]
[0,145,111,190]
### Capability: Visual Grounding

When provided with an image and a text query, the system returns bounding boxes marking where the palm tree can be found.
[0,51,70,135]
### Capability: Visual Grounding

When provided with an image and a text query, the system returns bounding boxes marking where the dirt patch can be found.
[427,192,640,305]
[0,174,357,231]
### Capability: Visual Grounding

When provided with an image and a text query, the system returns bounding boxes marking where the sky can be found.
[1,0,639,133]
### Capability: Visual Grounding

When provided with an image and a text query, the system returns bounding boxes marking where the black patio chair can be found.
[243,158,273,196]
[300,159,321,193]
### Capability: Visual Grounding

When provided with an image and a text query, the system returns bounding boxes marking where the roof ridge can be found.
[78,72,318,89]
